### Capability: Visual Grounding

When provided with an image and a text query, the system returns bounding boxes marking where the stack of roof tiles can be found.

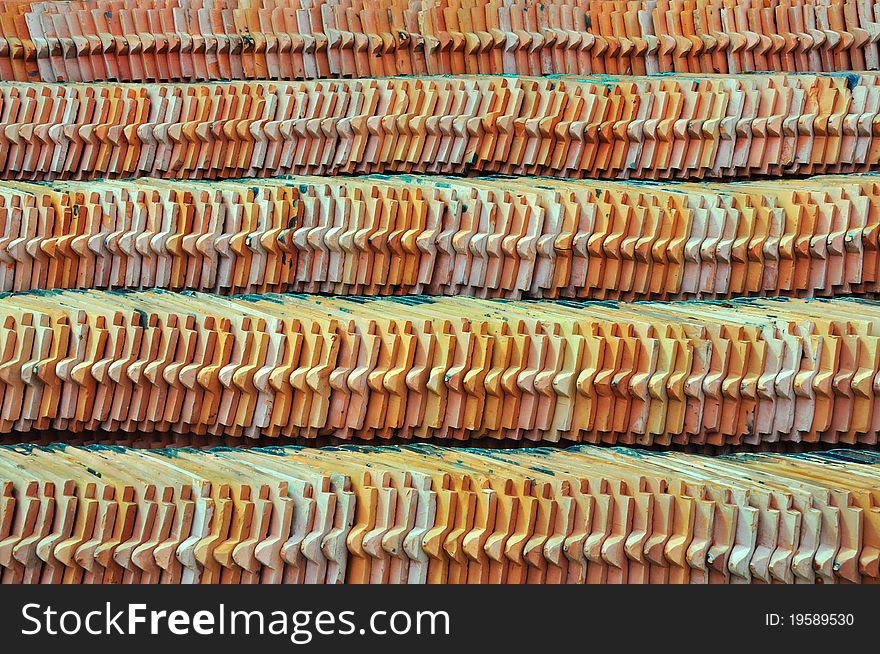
[0,0,876,584]
[0,291,877,447]
[1,0,880,80]
[0,75,873,180]
[0,175,875,298]
[1,445,878,584]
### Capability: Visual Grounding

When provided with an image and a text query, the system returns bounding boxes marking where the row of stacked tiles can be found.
[0,174,877,299]
[1,0,880,80]
[0,74,873,179]
[0,291,877,445]
[0,444,876,584]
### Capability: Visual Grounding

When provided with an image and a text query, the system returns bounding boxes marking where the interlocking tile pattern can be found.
[0,74,873,180]
[0,291,874,446]
[0,0,879,81]
[0,0,876,591]
[0,444,877,584]
[0,174,877,299]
